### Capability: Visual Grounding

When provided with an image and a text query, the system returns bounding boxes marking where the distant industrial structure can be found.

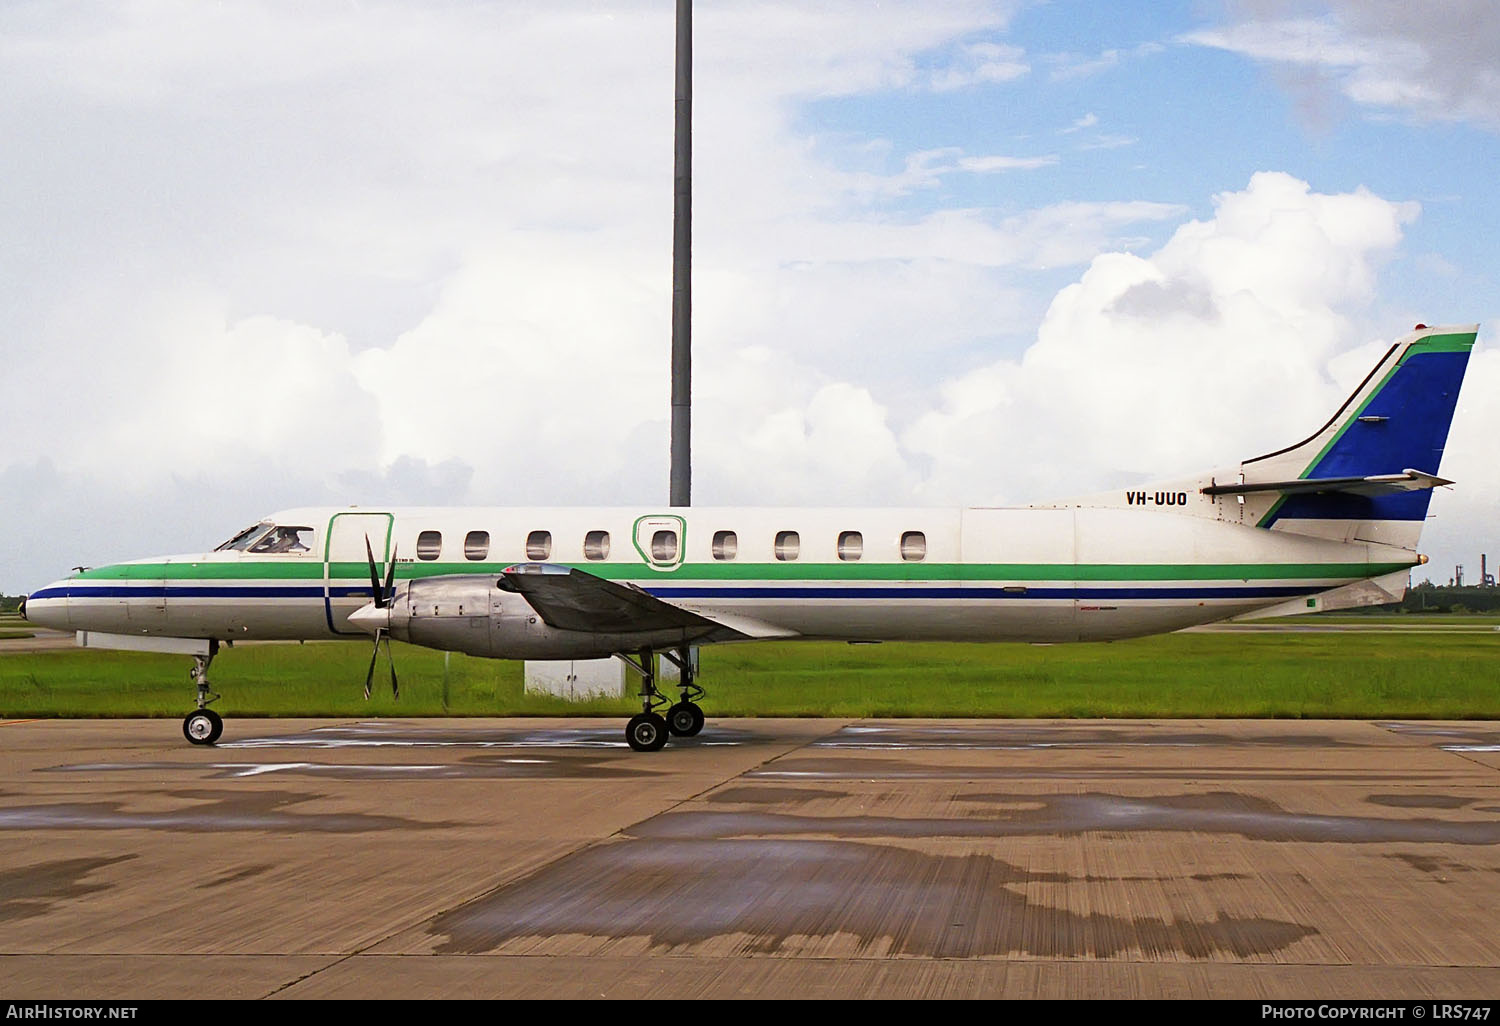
[1450,554,1497,588]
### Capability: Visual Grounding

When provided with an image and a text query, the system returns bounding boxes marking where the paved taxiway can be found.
[1,717,1499,999]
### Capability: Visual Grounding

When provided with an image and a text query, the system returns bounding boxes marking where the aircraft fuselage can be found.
[26,503,1418,651]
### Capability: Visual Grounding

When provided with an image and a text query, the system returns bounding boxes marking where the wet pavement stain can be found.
[1367,794,1477,810]
[427,838,1316,958]
[218,722,754,751]
[749,756,1454,784]
[1377,723,1500,747]
[0,789,458,833]
[0,855,136,923]
[46,751,654,781]
[627,791,1500,845]
[707,786,852,805]
[822,724,1366,750]
[1386,853,1482,878]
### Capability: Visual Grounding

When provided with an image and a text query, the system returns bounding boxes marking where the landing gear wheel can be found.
[666,701,705,737]
[626,712,669,752]
[183,708,222,746]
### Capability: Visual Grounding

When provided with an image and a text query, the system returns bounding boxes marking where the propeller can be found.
[362,535,399,701]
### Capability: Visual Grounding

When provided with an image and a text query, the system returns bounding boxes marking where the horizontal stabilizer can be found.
[499,563,746,641]
[1203,469,1453,498]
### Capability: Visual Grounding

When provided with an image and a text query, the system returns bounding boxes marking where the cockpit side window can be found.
[248,526,315,554]
[216,523,274,552]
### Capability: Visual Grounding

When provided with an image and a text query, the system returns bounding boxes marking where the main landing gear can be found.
[619,646,705,752]
[182,640,223,746]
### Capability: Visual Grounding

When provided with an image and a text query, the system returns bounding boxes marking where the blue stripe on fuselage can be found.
[32,583,1326,603]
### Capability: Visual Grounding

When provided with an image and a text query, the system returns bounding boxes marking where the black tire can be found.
[183,709,222,746]
[626,712,669,752]
[666,702,705,737]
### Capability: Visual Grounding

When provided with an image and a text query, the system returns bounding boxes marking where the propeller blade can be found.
[364,535,386,610]
[384,633,399,700]
[383,544,399,607]
[363,629,380,701]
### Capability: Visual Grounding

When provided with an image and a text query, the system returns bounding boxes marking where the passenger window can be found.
[584,530,610,560]
[651,530,678,562]
[464,531,489,561]
[900,531,927,562]
[526,530,552,561]
[712,530,737,561]
[249,526,314,554]
[416,530,442,561]
[837,531,863,561]
[775,530,800,561]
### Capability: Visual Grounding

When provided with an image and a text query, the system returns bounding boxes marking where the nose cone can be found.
[22,581,70,631]
[347,602,389,637]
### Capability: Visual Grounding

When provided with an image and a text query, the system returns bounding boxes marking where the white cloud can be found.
[1183,1,1500,130]
[904,172,1420,503]
[1061,113,1099,133]
[1046,41,1165,82]
[1077,133,1137,151]
[929,41,1030,91]
[957,154,1059,173]
[836,146,1058,200]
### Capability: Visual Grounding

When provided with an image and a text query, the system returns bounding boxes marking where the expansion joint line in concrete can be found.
[259,955,356,999]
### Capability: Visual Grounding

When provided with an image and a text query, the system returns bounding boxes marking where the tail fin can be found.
[1228,324,1477,548]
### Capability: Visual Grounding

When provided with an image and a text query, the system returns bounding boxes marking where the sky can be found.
[2,0,1497,591]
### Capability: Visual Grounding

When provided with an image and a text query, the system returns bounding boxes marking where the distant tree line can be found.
[1391,582,1500,614]
[0,595,21,614]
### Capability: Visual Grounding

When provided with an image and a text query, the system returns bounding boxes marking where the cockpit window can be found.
[216,523,274,552]
[248,526,314,554]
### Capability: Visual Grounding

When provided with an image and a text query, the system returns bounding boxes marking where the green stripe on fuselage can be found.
[79,559,1415,583]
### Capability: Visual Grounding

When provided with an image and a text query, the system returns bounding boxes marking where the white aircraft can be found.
[22,324,1478,751]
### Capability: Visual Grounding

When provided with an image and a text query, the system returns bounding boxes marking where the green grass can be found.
[1,632,1497,720]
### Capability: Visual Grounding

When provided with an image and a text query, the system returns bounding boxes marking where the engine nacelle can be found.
[384,574,692,659]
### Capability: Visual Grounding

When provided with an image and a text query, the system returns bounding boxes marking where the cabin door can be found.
[324,512,395,635]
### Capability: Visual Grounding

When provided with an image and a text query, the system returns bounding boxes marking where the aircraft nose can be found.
[21,581,70,631]
[347,602,389,637]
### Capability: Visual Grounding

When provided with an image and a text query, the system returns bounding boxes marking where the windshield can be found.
[215,523,274,552]
[248,526,315,554]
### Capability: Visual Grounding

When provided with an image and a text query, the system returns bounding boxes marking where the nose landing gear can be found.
[182,641,223,746]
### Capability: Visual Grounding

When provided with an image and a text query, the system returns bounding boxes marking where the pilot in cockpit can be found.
[254,526,313,553]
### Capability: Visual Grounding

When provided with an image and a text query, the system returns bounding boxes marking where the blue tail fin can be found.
[1244,324,1477,546]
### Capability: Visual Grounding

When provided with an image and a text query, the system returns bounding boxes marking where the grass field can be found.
[1,629,1497,720]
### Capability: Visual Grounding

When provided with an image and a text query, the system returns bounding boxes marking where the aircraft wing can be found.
[497,563,749,641]
[1201,468,1452,498]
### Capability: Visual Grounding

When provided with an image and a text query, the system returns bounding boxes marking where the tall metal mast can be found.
[669,0,691,507]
